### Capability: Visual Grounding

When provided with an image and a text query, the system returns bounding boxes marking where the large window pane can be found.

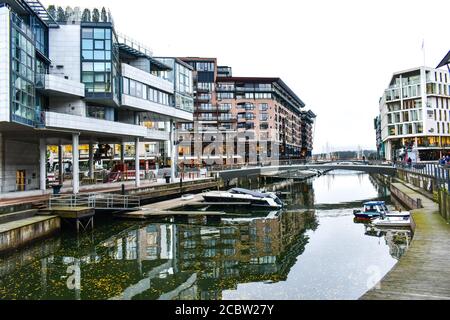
[94,28,105,39]
[94,50,105,60]
[82,50,93,60]
[82,72,94,83]
[94,40,104,50]
[82,28,93,39]
[82,39,93,50]
[94,63,105,72]
[82,62,94,71]
[95,73,105,82]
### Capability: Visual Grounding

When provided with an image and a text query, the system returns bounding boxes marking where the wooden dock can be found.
[116,194,225,219]
[361,182,450,300]
[47,206,95,219]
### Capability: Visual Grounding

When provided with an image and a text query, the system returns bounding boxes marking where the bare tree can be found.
[92,8,100,23]
[101,7,108,22]
[56,6,66,22]
[81,8,91,22]
[47,5,56,20]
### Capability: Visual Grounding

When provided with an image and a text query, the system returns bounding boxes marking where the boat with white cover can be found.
[372,216,412,228]
[202,188,284,209]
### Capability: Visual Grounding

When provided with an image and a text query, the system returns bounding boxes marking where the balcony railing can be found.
[197,116,218,121]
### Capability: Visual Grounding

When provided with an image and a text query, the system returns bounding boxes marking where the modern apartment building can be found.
[177,57,315,166]
[379,67,450,162]
[215,76,315,163]
[0,1,192,194]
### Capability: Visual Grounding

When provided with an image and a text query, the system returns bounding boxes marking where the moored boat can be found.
[202,188,283,209]
[353,201,410,220]
[353,201,388,219]
[372,216,411,228]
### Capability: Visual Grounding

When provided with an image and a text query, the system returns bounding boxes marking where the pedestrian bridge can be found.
[217,162,397,180]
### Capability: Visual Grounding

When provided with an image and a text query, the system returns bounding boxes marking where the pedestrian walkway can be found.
[361,182,450,300]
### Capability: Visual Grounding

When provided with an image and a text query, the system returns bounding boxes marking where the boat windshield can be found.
[229,188,267,198]
[364,205,376,212]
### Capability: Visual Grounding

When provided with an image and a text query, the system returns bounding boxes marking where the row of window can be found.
[388,123,423,136]
[192,62,215,72]
[437,122,450,134]
[387,110,422,124]
[122,78,171,106]
[432,109,450,122]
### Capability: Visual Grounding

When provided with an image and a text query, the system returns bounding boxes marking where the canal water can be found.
[0,171,411,300]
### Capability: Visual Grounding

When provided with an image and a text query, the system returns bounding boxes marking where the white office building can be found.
[0,1,193,196]
[379,66,450,162]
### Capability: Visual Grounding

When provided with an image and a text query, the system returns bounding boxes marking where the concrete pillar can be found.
[120,143,125,163]
[72,133,80,194]
[0,133,3,193]
[135,137,140,187]
[170,120,176,182]
[88,142,94,179]
[39,138,46,191]
[58,145,63,184]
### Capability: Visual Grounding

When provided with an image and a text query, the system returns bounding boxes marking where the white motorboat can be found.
[385,211,411,218]
[202,188,284,209]
[354,201,410,219]
[372,216,411,228]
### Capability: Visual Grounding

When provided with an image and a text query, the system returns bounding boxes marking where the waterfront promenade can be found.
[361,182,450,300]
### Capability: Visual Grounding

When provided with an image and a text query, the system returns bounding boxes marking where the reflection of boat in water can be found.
[202,188,284,209]
[222,210,281,224]
[364,225,412,260]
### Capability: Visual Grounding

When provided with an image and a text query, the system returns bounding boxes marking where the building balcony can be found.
[36,74,85,97]
[218,115,236,122]
[197,116,218,121]
[121,94,193,122]
[121,64,174,94]
[44,112,169,141]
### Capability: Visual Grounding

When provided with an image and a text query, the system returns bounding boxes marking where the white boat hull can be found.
[372,217,411,228]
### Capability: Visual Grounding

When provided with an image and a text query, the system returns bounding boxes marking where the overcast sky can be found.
[43,0,450,153]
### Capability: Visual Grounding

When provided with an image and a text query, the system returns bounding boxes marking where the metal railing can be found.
[49,193,141,210]
[394,162,450,191]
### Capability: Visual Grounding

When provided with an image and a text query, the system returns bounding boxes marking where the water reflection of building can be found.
[175,210,317,300]
[0,209,317,300]
[368,174,390,198]
[363,224,411,260]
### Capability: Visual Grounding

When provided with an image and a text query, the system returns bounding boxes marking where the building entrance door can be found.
[16,170,26,191]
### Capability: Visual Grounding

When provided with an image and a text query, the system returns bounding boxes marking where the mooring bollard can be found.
[417,198,422,208]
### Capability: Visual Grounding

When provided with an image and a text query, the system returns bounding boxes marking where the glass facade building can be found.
[154,57,194,113]
[81,26,120,104]
[10,12,36,126]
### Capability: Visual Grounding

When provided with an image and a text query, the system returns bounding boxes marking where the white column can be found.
[39,138,46,191]
[170,120,176,183]
[72,133,80,194]
[120,143,125,163]
[88,142,94,179]
[135,137,140,187]
[58,145,63,184]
